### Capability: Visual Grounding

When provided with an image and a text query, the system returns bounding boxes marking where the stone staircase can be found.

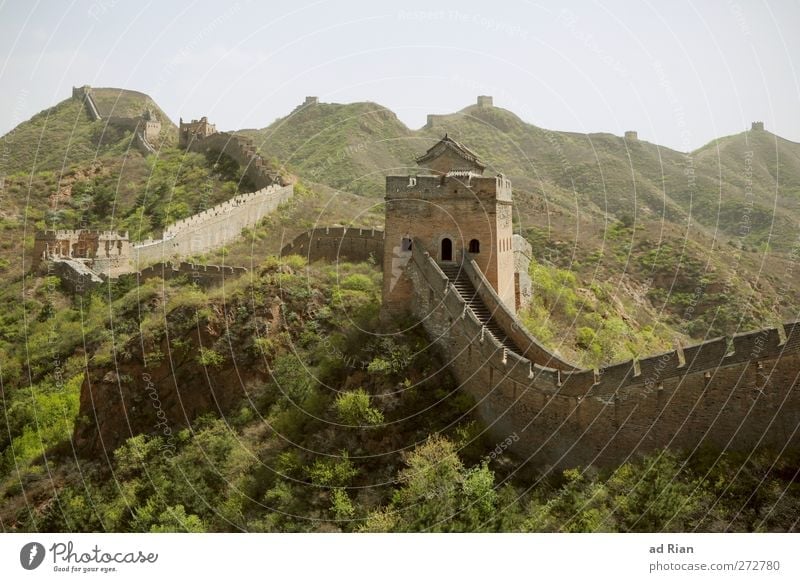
[439,264,521,355]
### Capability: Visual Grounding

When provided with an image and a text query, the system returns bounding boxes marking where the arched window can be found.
[441,238,453,261]
[401,237,412,252]
[468,239,480,253]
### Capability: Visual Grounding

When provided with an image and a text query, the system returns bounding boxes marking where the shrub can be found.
[340,273,373,292]
[197,347,224,368]
[334,389,383,426]
[306,452,357,487]
[271,354,313,403]
[330,489,355,520]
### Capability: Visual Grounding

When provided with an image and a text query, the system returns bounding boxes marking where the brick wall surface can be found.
[280,227,384,265]
[405,242,800,469]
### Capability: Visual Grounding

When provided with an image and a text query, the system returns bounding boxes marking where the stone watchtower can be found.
[178,116,217,148]
[382,135,515,314]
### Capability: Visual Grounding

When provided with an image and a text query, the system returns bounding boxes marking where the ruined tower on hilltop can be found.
[382,135,517,315]
[178,116,217,147]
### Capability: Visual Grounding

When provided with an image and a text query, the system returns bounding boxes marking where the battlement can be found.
[402,236,800,469]
[40,229,129,239]
[161,184,284,238]
[72,85,92,100]
[179,116,217,147]
[71,86,161,146]
[385,173,511,201]
[132,184,293,268]
[752,121,765,131]
[281,227,385,266]
[182,130,281,190]
[425,114,449,129]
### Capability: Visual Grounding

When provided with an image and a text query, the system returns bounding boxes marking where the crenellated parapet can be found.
[135,261,248,287]
[404,238,800,469]
[280,227,385,266]
[132,183,293,268]
[72,86,162,154]
[180,125,283,190]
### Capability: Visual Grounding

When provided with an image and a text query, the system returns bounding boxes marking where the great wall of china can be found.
[35,90,294,291]
[56,93,800,469]
[279,226,385,265]
[131,183,292,267]
[72,85,161,155]
[404,241,800,468]
[280,129,800,469]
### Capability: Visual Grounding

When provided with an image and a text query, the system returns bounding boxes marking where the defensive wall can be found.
[51,258,104,294]
[42,96,293,278]
[280,227,385,266]
[134,261,248,287]
[35,184,293,275]
[406,240,800,469]
[132,183,293,267]
[184,131,283,191]
[72,85,161,155]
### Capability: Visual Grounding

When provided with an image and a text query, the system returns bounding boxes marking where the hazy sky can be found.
[0,0,798,151]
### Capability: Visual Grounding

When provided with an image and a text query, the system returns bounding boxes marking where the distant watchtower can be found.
[383,135,515,314]
[178,116,217,147]
[751,121,765,131]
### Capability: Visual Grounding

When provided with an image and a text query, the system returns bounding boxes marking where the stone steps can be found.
[440,264,520,354]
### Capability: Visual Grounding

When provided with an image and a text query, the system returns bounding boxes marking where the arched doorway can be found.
[441,237,453,262]
[468,239,480,253]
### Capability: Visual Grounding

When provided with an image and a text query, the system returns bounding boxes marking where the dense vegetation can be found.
[2,256,797,532]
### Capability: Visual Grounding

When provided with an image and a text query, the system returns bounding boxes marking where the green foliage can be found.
[149,505,206,533]
[524,468,612,532]
[339,273,373,291]
[334,389,384,426]
[305,452,357,488]
[376,435,501,532]
[2,374,82,472]
[365,338,412,376]
[330,489,356,521]
[523,452,714,533]
[271,354,313,404]
[197,347,224,368]
[521,259,671,366]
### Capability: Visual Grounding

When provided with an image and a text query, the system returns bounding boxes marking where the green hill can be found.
[241,99,800,350]
[241,101,418,196]
[248,101,800,248]
[89,87,175,127]
[1,89,176,178]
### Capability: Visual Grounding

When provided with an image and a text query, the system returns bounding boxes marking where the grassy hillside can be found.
[0,97,116,177]
[249,101,800,248]
[0,91,276,325]
[1,89,176,179]
[90,87,175,128]
[242,102,418,197]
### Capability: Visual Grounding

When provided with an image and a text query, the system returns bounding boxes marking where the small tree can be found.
[334,389,383,426]
[197,347,224,368]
